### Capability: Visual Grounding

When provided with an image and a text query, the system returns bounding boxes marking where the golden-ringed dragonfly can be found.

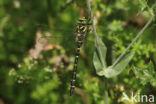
[70,17,91,96]
[38,17,92,96]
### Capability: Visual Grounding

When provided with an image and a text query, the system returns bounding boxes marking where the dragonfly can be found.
[37,17,100,96]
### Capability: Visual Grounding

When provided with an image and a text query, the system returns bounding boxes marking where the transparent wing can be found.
[36,29,77,54]
[36,24,76,33]
[36,24,104,53]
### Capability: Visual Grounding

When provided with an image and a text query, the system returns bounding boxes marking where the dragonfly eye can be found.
[77,17,87,24]
[77,20,85,24]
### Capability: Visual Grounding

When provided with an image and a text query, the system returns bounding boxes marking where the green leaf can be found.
[93,51,104,76]
[133,67,143,77]
[103,53,134,78]
[148,61,155,74]
[0,16,9,37]
[93,52,134,78]
[133,61,156,87]
[94,35,107,69]
[93,35,134,78]
[138,0,148,12]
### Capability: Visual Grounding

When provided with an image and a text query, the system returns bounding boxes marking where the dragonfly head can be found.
[77,17,92,25]
[77,17,87,25]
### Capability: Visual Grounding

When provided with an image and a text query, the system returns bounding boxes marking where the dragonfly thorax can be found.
[76,24,87,34]
[76,24,88,43]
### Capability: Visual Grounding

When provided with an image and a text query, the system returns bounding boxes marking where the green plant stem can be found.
[86,0,105,68]
[112,15,155,67]
[104,78,108,104]
[60,0,74,12]
[86,0,97,39]
[86,0,109,103]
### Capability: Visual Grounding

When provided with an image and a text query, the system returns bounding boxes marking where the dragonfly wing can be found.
[36,24,76,33]
[37,34,77,52]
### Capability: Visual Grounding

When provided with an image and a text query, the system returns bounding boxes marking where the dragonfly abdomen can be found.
[70,42,82,96]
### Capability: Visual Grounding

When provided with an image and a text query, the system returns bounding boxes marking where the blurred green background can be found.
[0,0,156,104]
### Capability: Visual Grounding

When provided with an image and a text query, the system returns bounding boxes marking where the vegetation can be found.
[0,0,156,104]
